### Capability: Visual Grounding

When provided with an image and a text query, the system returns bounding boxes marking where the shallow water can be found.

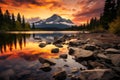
[0,31,86,80]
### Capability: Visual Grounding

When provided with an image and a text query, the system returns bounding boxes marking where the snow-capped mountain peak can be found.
[33,14,75,29]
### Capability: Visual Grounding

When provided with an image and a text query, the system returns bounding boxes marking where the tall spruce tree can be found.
[4,10,11,30]
[17,13,21,23]
[0,7,3,29]
[22,16,25,29]
[11,13,16,30]
[32,23,35,29]
[101,0,116,30]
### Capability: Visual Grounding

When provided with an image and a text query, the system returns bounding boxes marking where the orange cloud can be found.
[0,0,105,25]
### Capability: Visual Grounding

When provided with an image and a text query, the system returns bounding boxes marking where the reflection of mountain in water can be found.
[0,34,30,53]
[32,33,64,42]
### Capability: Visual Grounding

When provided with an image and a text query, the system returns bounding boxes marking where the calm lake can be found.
[0,31,87,80]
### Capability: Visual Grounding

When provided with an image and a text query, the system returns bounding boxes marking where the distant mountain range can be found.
[30,14,75,29]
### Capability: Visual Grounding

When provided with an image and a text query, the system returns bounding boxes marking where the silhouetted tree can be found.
[11,13,16,30]
[17,13,21,23]
[0,7,3,29]
[22,16,25,29]
[100,0,116,30]
[32,23,35,29]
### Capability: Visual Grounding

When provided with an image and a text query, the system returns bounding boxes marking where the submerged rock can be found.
[51,48,59,53]
[39,43,46,48]
[59,54,67,59]
[40,63,52,72]
[55,44,63,48]
[39,57,56,65]
[53,70,67,80]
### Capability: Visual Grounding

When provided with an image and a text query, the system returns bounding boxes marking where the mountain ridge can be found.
[32,14,75,29]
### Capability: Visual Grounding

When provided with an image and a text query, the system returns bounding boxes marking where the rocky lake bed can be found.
[0,32,120,80]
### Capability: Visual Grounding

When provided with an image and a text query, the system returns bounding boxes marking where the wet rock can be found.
[71,76,81,80]
[71,67,79,73]
[20,54,39,61]
[59,54,67,59]
[100,69,120,80]
[53,38,64,44]
[39,43,46,48]
[118,44,120,49]
[69,40,83,47]
[73,48,94,60]
[17,70,31,77]
[0,54,11,60]
[67,74,72,77]
[88,61,106,69]
[97,54,109,60]
[105,48,120,54]
[39,57,56,65]
[79,69,111,80]
[40,63,51,72]
[68,48,75,55]
[53,70,67,80]
[96,43,114,49]
[51,48,59,53]
[64,64,69,67]
[55,44,63,48]
[0,69,15,80]
[107,54,120,66]
[84,44,97,51]
[46,41,51,44]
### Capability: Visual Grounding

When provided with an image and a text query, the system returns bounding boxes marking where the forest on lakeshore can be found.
[0,0,120,35]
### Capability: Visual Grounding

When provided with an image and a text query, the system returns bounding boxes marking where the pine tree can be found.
[4,10,11,30]
[4,10,11,23]
[116,0,120,17]
[0,7,3,29]
[11,13,16,30]
[32,23,35,29]
[17,13,21,23]
[22,16,25,29]
[100,0,116,30]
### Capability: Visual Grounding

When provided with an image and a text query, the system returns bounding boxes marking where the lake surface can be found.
[0,31,86,80]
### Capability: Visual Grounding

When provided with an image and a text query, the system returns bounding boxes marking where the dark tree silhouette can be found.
[22,16,25,29]
[17,13,21,23]
[0,7,3,29]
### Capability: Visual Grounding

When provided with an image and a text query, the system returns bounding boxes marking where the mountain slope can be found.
[33,14,75,29]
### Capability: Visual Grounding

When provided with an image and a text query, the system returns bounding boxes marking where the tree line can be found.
[0,8,31,31]
[72,0,120,34]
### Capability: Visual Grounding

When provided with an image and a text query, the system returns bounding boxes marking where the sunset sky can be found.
[0,0,105,25]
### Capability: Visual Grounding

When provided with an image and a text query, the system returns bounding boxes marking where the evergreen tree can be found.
[22,16,25,29]
[17,13,21,23]
[3,10,11,30]
[11,13,16,30]
[32,23,35,29]
[0,7,3,29]
[100,0,116,30]
[116,0,120,17]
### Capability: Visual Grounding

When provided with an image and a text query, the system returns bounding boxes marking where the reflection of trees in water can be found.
[0,34,30,53]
